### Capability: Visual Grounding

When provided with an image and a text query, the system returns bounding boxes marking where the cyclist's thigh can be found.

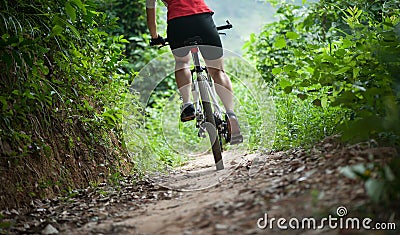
[173,53,191,70]
[172,47,191,59]
[204,57,225,71]
[200,45,223,61]
[167,15,193,54]
[197,14,223,60]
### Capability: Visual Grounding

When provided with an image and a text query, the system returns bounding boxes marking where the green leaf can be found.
[365,178,385,202]
[384,165,395,181]
[53,16,66,28]
[70,0,86,14]
[53,16,80,38]
[321,97,328,108]
[353,67,361,79]
[279,78,291,89]
[0,96,8,111]
[339,166,357,179]
[51,25,64,36]
[283,86,293,94]
[333,66,351,75]
[341,39,353,49]
[65,2,77,22]
[102,112,117,123]
[41,65,49,75]
[274,35,286,49]
[340,115,384,142]
[66,22,81,38]
[286,31,300,40]
[272,67,282,75]
[12,51,22,66]
[23,52,33,67]
[283,64,296,73]
[2,34,10,41]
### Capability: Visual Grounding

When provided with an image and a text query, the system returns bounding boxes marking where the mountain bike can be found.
[153,21,242,170]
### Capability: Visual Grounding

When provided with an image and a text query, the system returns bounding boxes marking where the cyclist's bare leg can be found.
[206,57,243,144]
[174,54,192,103]
[205,58,234,112]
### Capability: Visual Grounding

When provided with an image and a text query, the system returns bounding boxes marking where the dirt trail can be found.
[2,140,398,234]
[75,151,260,235]
[71,141,397,235]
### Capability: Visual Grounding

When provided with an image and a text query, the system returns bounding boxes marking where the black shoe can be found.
[181,103,195,122]
[226,111,243,145]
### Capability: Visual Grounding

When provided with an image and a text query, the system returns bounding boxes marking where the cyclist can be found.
[145,0,243,144]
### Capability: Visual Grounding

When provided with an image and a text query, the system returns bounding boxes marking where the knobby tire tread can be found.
[198,76,224,170]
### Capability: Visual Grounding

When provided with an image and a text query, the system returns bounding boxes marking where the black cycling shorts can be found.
[167,13,223,60]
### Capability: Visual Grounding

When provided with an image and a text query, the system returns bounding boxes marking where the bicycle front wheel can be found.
[198,77,224,170]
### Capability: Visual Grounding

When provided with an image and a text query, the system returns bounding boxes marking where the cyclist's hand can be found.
[150,35,165,46]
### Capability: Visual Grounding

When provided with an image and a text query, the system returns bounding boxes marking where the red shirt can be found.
[147,0,213,21]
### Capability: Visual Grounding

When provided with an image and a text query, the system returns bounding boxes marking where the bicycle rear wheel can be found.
[198,77,224,170]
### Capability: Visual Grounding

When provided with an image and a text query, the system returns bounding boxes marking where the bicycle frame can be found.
[190,47,224,124]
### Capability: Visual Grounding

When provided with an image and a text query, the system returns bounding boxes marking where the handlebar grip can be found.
[216,24,233,31]
[150,35,167,46]
[150,38,168,49]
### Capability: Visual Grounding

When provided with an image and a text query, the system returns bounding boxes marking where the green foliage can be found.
[0,0,158,207]
[273,94,345,149]
[247,0,400,203]
[245,0,400,149]
[224,58,276,150]
[143,57,276,161]
[96,0,160,71]
[341,157,400,203]
[0,0,129,156]
[144,95,190,167]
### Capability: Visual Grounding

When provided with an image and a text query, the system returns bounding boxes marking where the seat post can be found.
[190,47,203,73]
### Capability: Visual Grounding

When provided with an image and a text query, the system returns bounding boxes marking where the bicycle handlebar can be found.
[216,20,233,31]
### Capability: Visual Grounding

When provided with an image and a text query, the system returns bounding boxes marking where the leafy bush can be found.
[0,0,129,155]
[341,157,400,203]
[96,0,161,71]
[0,0,151,208]
[245,0,400,149]
[246,0,400,204]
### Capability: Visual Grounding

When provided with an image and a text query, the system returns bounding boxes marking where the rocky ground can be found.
[1,138,399,234]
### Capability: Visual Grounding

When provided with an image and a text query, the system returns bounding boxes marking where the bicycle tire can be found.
[197,76,224,170]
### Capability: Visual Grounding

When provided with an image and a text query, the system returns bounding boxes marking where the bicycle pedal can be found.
[229,134,243,145]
